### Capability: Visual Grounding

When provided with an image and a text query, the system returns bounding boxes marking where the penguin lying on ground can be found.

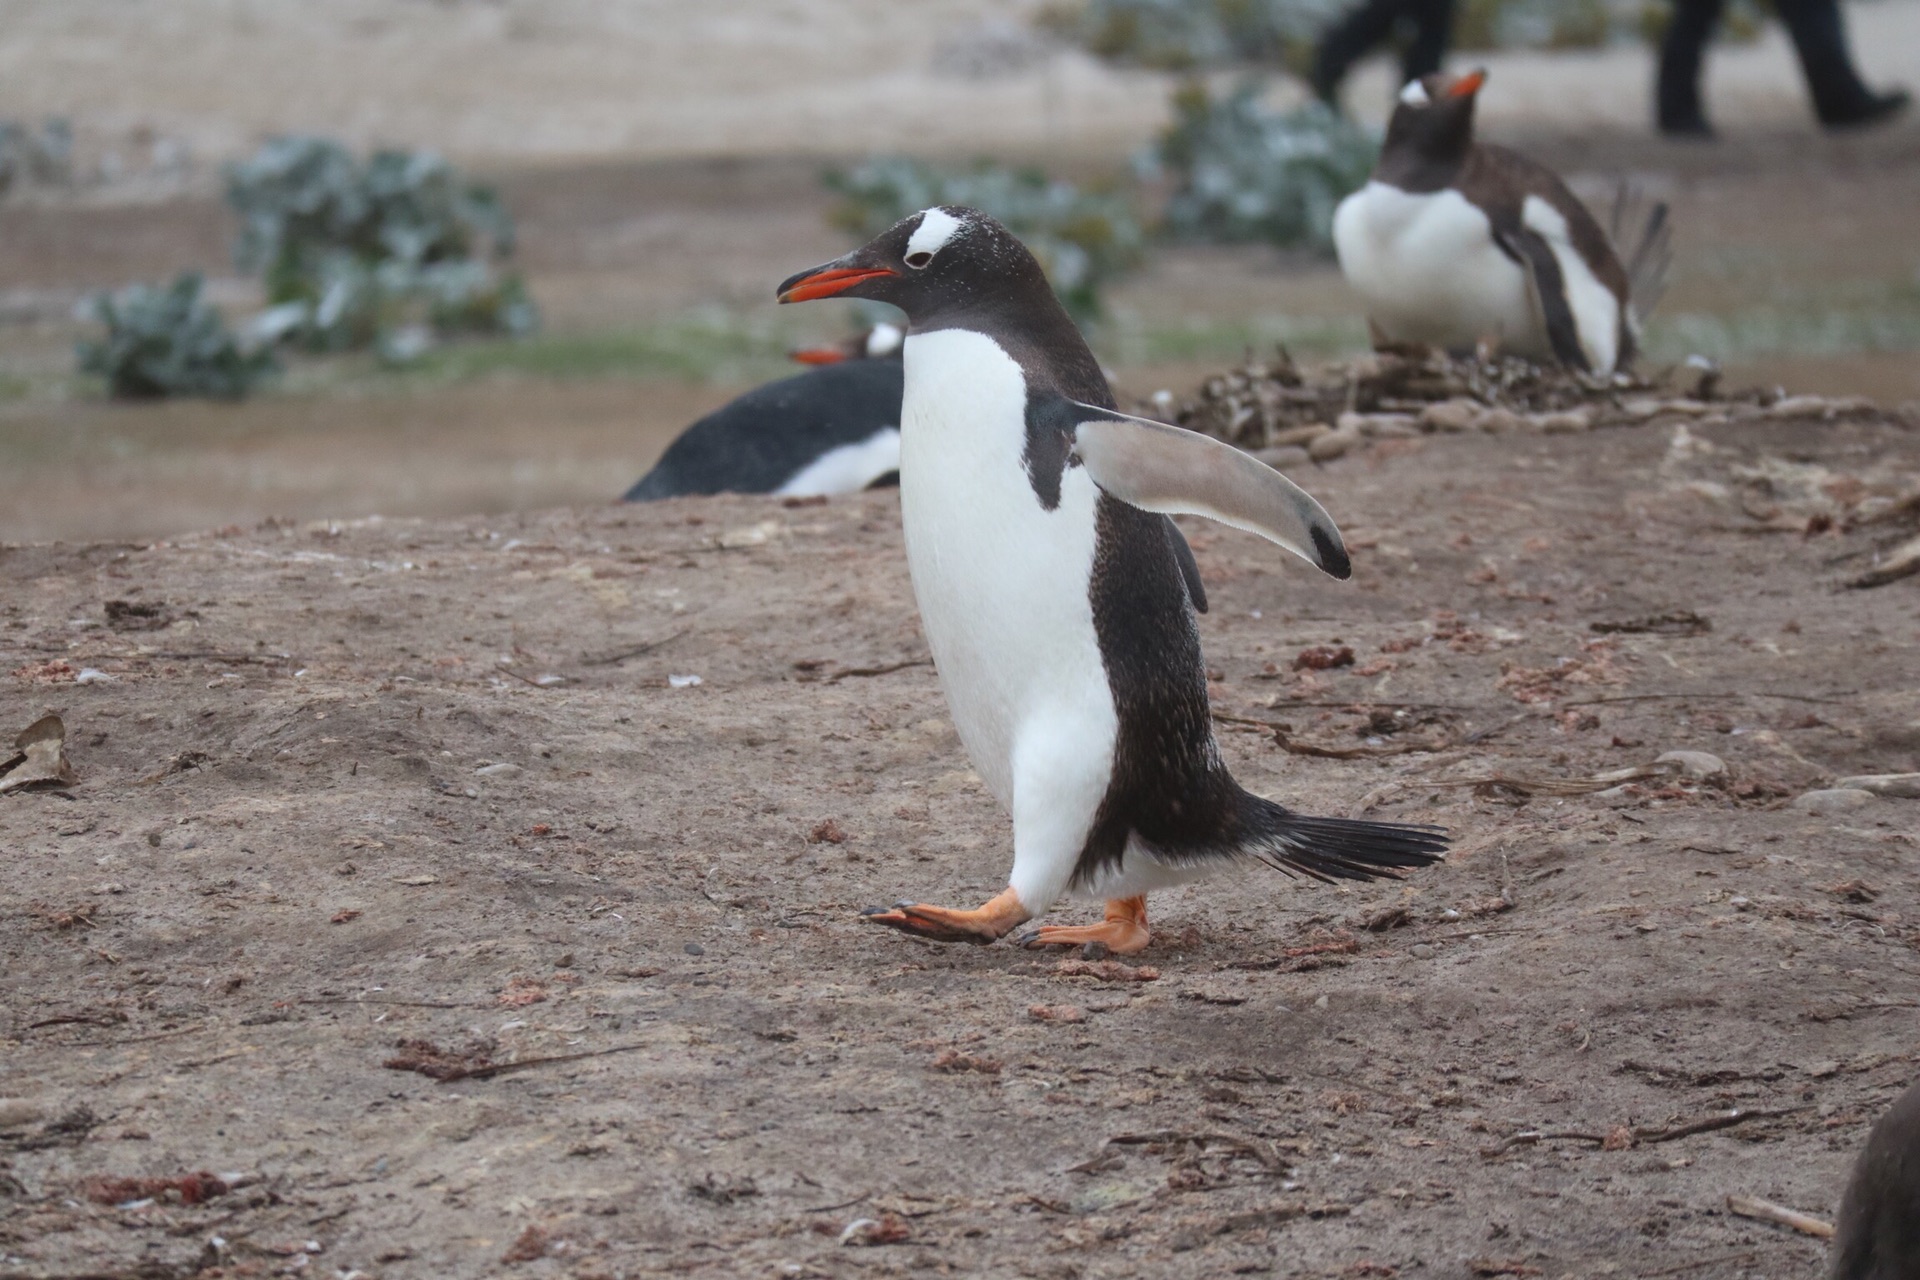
[621,323,905,501]
[777,206,1447,953]
[1333,70,1670,375]
[1829,1077,1920,1280]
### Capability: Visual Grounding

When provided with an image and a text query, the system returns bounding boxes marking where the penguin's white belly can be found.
[1333,182,1546,359]
[897,330,1117,823]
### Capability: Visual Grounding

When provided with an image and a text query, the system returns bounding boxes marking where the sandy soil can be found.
[3,403,1916,1278]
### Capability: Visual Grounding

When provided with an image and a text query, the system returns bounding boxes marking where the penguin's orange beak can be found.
[1449,70,1487,97]
[789,346,849,365]
[777,265,898,304]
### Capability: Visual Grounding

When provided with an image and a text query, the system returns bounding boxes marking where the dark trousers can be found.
[1659,0,1877,126]
[1313,0,1457,103]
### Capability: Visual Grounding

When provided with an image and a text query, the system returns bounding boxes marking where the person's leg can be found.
[1774,0,1909,128]
[1313,0,1412,107]
[1657,0,1724,136]
[1399,0,1456,84]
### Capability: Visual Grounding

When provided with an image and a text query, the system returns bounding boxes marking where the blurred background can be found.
[0,0,1915,542]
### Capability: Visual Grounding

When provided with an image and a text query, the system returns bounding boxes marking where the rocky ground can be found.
[2,392,1918,1278]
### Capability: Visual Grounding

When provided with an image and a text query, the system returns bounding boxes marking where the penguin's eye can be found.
[904,250,934,270]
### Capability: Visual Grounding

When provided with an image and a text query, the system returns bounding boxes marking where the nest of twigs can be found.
[1153,347,1835,464]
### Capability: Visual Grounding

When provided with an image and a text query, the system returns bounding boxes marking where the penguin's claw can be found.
[1017,896,1151,955]
[858,887,1030,946]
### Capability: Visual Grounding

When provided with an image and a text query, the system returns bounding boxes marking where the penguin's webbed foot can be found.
[1016,895,1150,955]
[860,886,1028,945]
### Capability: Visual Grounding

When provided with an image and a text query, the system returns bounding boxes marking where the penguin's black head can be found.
[777,206,1052,326]
[1381,69,1485,172]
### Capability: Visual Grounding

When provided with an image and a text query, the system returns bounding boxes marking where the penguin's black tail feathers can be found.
[1236,795,1448,883]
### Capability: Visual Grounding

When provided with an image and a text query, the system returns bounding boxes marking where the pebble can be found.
[1419,399,1482,433]
[474,762,523,778]
[1790,788,1878,815]
[0,1098,47,1129]
[1355,413,1420,439]
[1270,424,1331,448]
[1253,445,1311,471]
[1536,408,1594,434]
[683,942,705,956]
[1409,943,1436,959]
[1655,750,1727,779]
[1308,426,1361,463]
[1763,394,1832,419]
[1833,773,1920,799]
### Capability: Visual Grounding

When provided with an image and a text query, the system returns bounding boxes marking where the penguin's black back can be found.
[623,359,903,501]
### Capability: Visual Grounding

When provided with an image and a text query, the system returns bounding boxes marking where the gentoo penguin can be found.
[777,206,1447,953]
[1333,70,1668,375]
[1829,1077,1920,1280]
[621,323,905,501]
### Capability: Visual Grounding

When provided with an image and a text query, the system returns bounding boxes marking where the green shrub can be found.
[1150,81,1377,253]
[824,157,1145,322]
[1040,0,1342,71]
[225,137,536,358]
[76,273,278,400]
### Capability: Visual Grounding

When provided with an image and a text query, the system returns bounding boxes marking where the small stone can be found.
[0,1098,48,1129]
[1355,413,1420,439]
[683,942,705,956]
[1832,773,1920,799]
[1656,750,1727,779]
[1080,940,1112,961]
[1269,424,1331,448]
[1790,788,1877,816]
[91,882,128,895]
[1313,994,1329,1009]
[1763,394,1830,420]
[1253,445,1311,471]
[1536,408,1594,434]
[1409,943,1436,959]
[1419,399,1482,433]
[1308,427,1360,463]
[474,762,523,778]
[1478,407,1525,434]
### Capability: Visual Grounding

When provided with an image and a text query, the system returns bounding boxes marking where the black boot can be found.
[1657,0,1721,137]
[1775,0,1911,129]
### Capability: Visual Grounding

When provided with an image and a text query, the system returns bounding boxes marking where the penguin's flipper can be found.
[1491,224,1589,372]
[1066,403,1351,580]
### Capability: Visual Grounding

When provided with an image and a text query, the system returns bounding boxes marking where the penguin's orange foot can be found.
[860,886,1028,945]
[1016,895,1150,955]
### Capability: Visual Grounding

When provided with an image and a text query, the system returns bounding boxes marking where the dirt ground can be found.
[3,400,1917,1279]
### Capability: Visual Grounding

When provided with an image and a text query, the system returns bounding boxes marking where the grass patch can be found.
[395,311,806,386]
[1646,282,1920,364]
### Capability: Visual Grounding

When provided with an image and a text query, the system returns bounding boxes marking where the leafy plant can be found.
[1149,81,1377,253]
[224,137,536,358]
[1039,0,1343,71]
[0,118,72,195]
[77,273,278,400]
[824,157,1145,322]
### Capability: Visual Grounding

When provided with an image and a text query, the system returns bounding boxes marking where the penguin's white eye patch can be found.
[1399,79,1431,108]
[905,207,964,262]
